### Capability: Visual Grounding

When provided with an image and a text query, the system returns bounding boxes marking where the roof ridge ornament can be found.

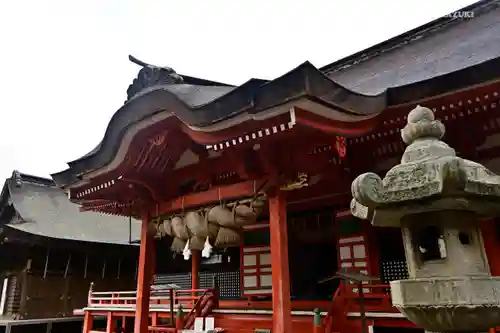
[350,105,500,226]
[125,55,184,103]
[12,170,22,188]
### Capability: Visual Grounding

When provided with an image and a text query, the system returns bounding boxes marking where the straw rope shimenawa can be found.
[151,171,311,252]
[150,193,266,252]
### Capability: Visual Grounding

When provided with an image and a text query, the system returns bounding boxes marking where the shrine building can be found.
[0,171,140,333]
[51,0,500,332]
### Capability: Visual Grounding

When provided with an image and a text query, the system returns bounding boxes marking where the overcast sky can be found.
[0,0,474,181]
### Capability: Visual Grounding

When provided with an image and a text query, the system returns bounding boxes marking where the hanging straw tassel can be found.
[183,239,192,260]
[171,237,187,253]
[202,236,213,258]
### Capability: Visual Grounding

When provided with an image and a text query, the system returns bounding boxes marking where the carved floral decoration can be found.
[335,136,347,159]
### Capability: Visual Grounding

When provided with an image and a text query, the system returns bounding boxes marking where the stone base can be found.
[391,276,500,332]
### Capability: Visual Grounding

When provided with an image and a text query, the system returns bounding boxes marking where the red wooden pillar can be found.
[480,219,500,276]
[134,215,155,333]
[106,312,115,333]
[82,312,93,333]
[192,250,200,289]
[151,312,158,326]
[269,190,292,333]
[192,250,200,306]
[121,316,127,333]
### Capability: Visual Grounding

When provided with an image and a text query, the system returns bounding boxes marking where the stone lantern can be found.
[350,105,500,333]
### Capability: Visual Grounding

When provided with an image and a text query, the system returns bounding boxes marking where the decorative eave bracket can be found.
[205,108,297,151]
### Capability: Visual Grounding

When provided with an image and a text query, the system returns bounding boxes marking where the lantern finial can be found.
[401,105,445,145]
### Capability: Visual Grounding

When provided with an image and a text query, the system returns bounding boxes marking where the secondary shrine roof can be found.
[0,171,140,244]
[52,0,500,190]
[321,0,500,94]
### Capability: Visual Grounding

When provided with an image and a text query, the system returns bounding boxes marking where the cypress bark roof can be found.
[0,171,140,245]
[52,0,500,188]
[321,0,500,94]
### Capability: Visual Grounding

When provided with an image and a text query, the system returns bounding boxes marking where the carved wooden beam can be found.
[152,179,268,215]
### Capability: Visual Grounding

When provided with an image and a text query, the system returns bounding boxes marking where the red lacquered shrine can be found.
[52,1,500,332]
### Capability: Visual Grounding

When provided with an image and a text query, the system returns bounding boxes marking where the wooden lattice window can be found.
[241,224,272,297]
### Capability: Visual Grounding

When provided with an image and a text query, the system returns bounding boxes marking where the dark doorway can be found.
[288,210,338,300]
[289,242,338,299]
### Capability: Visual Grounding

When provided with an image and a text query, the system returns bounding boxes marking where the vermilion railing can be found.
[183,289,215,329]
[88,288,214,309]
[343,282,393,311]
[87,288,219,332]
[343,283,391,299]
[324,282,394,333]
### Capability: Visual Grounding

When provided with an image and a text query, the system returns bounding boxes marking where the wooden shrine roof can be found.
[52,0,500,189]
[321,0,500,94]
[0,171,140,245]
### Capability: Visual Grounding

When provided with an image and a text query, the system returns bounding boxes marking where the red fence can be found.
[88,288,214,309]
